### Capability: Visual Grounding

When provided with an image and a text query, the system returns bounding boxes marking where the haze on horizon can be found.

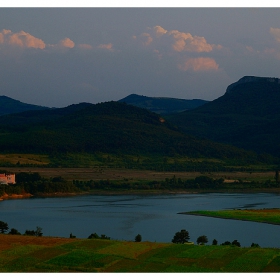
[1,7,280,107]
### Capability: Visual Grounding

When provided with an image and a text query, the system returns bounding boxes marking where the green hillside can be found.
[0,235,280,272]
[167,76,280,157]
[0,101,270,169]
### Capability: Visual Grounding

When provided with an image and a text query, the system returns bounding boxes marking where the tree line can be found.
[171,229,260,248]
[0,221,260,248]
[0,172,279,198]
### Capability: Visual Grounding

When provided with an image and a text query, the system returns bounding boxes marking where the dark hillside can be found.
[0,101,261,162]
[119,94,208,114]
[0,102,92,129]
[0,95,48,115]
[167,76,280,157]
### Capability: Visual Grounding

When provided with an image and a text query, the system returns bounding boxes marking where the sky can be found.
[1,7,280,107]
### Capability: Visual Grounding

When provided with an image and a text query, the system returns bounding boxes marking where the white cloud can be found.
[135,25,221,53]
[270,28,280,43]
[78,44,93,50]
[0,29,45,49]
[98,43,113,50]
[153,25,168,37]
[178,57,219,72]
[58,38,75,48]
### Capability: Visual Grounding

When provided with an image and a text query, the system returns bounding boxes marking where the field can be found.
[184,209,280,225]
[2,166,276,183]
[0,154,50,166]
[1,234,280,272]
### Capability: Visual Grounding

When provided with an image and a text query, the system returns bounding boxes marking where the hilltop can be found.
[119,93,208,114]
[167,76,280,157]
[0,101,266,169]
[0,95,49,115]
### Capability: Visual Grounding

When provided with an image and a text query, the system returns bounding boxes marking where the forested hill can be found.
[0,101,262,162]
[166,76,280,157]
[0,95,49,115]
[118,94,208,114]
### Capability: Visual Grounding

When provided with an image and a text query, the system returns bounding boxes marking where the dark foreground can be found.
[0,234,280,272]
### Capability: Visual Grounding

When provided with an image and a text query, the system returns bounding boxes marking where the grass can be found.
[184,209,280,225]
[0,234,280,272]
[0,153,50,165]
[1,165,278,183]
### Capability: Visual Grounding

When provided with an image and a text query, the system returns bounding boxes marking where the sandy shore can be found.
[0,193,33,200]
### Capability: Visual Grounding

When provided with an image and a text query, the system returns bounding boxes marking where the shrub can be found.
[135,234,142,242]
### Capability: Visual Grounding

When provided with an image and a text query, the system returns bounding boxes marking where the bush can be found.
[24,226,42,237]
[8,228,21,235]
[231,240,241,247]
[88,232,110,240]
[212,239,218,245]
[135,234,142,242]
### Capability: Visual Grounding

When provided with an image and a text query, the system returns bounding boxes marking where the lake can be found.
[0,192,280,248]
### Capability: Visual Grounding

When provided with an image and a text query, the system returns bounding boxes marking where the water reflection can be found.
[0,192,279,247]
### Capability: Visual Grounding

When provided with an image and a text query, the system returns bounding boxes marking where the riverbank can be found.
[1,187,280,201]
[0,192,33,200]
[182,209,280,226]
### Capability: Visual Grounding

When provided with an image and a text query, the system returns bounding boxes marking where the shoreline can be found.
[1,187,280,201]
[181,211,280,226]
[0,193,33,200]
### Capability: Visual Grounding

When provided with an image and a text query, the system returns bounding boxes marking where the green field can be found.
[0,235,280,272]
[184,209,280,225]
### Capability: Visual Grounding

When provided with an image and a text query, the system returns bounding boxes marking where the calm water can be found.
[0,192,280,248]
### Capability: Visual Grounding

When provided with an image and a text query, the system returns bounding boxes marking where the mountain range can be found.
[0,95,48,116]
[166,76,280,157]
[0,75,280,165]
[0,101,254,163]
[118,94,208,114]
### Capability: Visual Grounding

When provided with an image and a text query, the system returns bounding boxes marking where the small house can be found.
[0,173,16,185]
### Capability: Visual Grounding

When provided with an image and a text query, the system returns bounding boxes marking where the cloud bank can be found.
[0,29,45,49]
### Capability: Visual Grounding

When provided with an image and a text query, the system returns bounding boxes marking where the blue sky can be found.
[0,7,280,107]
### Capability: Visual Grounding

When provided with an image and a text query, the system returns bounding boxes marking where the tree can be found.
[88,232,100,239]
[212,239,218,245]
[221,241,231,245]
[8,228,21,235]
[135,234,142,242]
[231,240,241,247]
[100,234,110,240]
[24,230,36,236]
[88,233,110,240]
[35,226,43,237]
[196,235,208,245]
[172,229,190,244]
[24,227,43,237]
[0,221,9,234]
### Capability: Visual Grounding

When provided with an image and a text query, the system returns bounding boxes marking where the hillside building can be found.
[0,173,16,185]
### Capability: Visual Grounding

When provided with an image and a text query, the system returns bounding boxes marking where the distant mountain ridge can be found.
[0,95,49,115]
[118,94,208,114]
[0,101,261,164]
[166,76,280,157]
